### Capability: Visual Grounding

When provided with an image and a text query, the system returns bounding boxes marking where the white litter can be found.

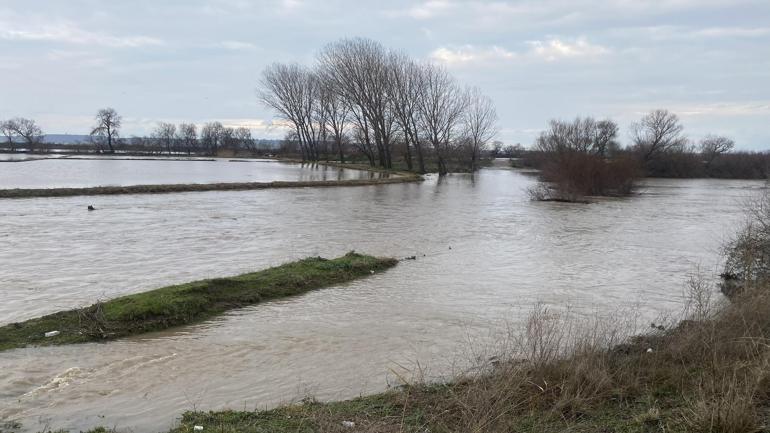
[193,426,204,431]
[646,348,654,353]
[44,331,60,338]
[342,420,355,428]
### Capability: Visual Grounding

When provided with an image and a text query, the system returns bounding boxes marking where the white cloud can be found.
[218,40,259,51]
[386,0,454,19]
[612,25,770,41]
[430,45,516,65]
[0,21,163,48]
[674,102,770,117]
[526,37,609,61]
[281,0,303,11]
[690,27,770,38]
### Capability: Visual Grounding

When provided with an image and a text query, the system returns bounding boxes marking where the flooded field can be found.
[0,168,763,431]
[0,157,381,189]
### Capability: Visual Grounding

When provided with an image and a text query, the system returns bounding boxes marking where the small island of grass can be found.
[0,252,397,352]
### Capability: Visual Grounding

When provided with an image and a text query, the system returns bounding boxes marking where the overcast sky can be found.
[1,0,769,149]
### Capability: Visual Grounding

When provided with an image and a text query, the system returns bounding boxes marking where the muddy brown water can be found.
[0,157,383,189]
[0,165,764,431]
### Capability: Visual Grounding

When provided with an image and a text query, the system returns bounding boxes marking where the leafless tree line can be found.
[88,108,255,156]
[259,37,498,174]
[532,109,736,173]
[528,109,742,199]
[0,117,44,151]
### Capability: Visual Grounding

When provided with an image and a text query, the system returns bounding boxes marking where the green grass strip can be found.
[0,252,397,352]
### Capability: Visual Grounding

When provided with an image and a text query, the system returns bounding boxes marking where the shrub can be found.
[531,152,640,201]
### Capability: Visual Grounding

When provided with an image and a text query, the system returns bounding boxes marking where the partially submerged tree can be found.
[201,121,225,156]
[259,37,498,173]
[318,38,397,168]
[8,117,43,151]
[463,86,498,170]
[91,108,122,153]
[631,109,687,165]
[416,64,468,175]
[700,134,735,168]
[234,127,255,152]
[535,117,618,157]
[531,117,637,201]
[154,122,177,155]
[259,63,320,161]
[1,119,18,151]
[178,123,198,155]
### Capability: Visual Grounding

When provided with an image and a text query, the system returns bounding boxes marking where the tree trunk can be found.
[336,137,345,163]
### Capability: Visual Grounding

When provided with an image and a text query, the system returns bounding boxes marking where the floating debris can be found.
[44,331,60,338]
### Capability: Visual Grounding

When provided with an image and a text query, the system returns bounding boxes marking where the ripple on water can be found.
[0,170,763,432]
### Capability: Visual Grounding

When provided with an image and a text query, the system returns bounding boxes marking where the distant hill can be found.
[43,134,92,144]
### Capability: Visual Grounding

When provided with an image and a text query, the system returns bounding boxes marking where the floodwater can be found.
[0,168,763,432]
[0,157,382,189]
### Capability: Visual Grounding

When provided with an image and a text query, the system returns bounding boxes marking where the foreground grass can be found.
[0,175,422,199]
[0,253,397,352]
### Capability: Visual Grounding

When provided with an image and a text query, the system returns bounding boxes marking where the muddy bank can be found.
[0,175,422,199]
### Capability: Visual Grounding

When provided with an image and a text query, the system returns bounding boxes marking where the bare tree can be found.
[9,117,44,151]
[1,119,18,151]
[317,76,350,163]
[536,117,618,158]
[259,63,320,161]
[416,64,468,175]
[91,108,122,153]
[463,86,498,170]
[201,121,224,156]
[259,38,498,173]
[700,134,735,168]
[220,127,238,150]
[178,123,198,155]
[154,122,177,155]
[388,53,427,172]
[234,127,255,153]
[631,109,687,164]
[318,38,396,168]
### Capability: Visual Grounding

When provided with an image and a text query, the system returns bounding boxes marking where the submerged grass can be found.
[0,175,422,199]
[0,252,397,352]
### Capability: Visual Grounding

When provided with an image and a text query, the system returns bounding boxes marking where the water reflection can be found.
[0,158,382,189]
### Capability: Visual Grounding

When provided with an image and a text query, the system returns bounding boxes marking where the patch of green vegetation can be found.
[0,252,397,352]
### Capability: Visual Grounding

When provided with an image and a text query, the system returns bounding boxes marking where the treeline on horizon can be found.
[0,110,265,157]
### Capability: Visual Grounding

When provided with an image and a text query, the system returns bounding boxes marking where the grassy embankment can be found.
[0,175,422,199]
[0,253,397,352]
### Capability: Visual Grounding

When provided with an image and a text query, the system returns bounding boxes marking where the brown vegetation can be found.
[528,117,640,201]
[0,172,421,199]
